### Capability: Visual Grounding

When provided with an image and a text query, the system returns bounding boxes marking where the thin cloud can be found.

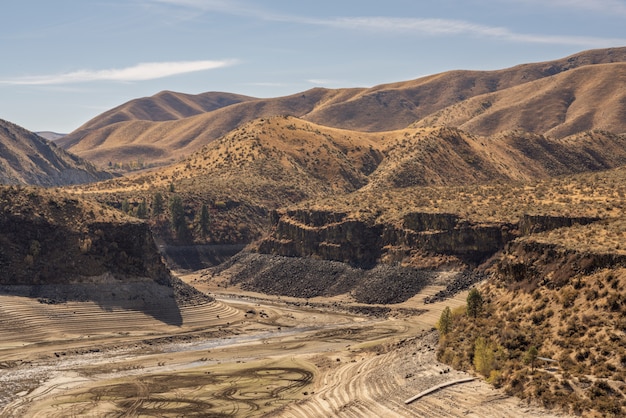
[149,0,626,47]
[512,0,626,17]
[1,60,238,85]
[318,16,626,47]
[307,79,341,85]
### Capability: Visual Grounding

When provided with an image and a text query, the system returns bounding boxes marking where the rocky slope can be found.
[0,186,210,324]
[437,220,626,416]
[0,119,113,186]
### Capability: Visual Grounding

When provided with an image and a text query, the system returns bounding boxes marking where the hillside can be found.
[64,90,255,136]
[413,62,626,138]
[74,116,384,244]
[0,119,114,186]
[57,88,340,167]
[437,221,626,416]
[57,47,626,168]
[366,128,626,189]
[73,115,626,253]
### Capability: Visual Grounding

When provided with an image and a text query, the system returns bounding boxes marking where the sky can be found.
[1,0,625,133]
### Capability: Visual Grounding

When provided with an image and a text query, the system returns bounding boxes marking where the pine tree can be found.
[169,195,190,242]
[121,198,130,214]
[467,288,484,319]
[198,203,210,237]
[524,346,539,372]
[136,199,148,219]
[152,192,164,217]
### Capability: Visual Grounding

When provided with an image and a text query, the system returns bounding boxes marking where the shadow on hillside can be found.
[159,244,246,272]
[0,281,184,326]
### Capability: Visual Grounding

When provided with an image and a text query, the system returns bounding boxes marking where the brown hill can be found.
[61,90,255,141]
[413,62,626,138]
[76,116,384,243]
[58,47,626,168]
[0,119,114,186]
[76,116,626,248]
[365,128,626,189]
[58,88,342,167]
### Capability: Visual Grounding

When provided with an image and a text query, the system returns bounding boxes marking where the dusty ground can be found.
[0,273,570,417]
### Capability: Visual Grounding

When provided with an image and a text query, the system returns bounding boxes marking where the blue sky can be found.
[1,0,625,133]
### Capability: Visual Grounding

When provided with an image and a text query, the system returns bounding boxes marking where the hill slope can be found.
[366,128,626,189]
[413,62,626,138]
[58,47,626,168]
[77,117,626,249]
[0,119,113,186]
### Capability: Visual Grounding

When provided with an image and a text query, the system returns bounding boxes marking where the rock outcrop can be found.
[257,209,604,270]
[0,186,211,325]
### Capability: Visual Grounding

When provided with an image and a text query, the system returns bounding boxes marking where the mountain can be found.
[365,128,626,189]
[58,47,626,168]
[56,88,339,167]
[69,90,256,134]
[36,131,66,141]
[0,119,114,186]
[412,62,626,138]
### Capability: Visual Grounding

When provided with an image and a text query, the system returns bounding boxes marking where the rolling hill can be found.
[0,119,114,186]
[57,47,626,168]
[412,62,626,138]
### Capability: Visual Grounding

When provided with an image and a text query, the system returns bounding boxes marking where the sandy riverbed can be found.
[0,273,569,417]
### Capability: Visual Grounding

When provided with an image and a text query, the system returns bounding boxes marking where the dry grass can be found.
[297,166,626,230]
[414,62,626,139]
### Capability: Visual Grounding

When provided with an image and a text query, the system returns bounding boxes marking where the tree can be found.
[473,337,495,377]
[152,192,164,217]
[121,198,130,214]
[170,195,190,242]
[170,195,185,229]
[437,306,452,336]
[467,288,484,319]
[524,346,539,372]
[136,199,148,219]
[197,203,210,237]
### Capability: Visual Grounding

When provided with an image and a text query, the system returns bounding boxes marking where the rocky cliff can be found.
[0,186,210,324]
[257,210,603,269]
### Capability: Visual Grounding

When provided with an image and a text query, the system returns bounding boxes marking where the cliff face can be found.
[0,208,169,286]
[258,210,602,268]
[496,238,626,290]
[0,186,211,325]
[259,209,383,267]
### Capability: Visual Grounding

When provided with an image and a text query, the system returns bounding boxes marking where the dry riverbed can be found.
[0,273,569,417]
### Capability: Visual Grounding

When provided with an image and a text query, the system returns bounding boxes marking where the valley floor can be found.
[0,274,570,417]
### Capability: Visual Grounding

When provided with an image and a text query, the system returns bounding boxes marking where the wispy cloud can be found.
[0,60,238,85]
[150,0,626,48]
[307,79,342,86]
[319,17,626,47]
[512,0,626,17]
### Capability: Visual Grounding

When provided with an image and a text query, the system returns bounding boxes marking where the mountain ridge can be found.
[57,46,626,168]
[0,119,114,186]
